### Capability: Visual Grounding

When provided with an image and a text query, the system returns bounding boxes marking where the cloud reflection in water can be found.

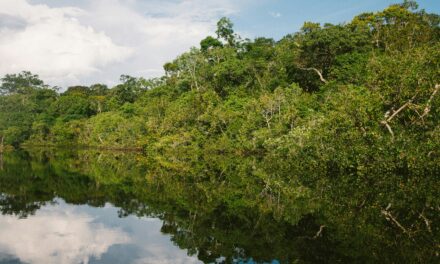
[0,205,130,264]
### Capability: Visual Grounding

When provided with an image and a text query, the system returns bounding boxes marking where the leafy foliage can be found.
[0,3,439,260]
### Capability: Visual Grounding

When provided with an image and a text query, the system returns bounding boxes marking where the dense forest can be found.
[0,1,439,158]
[0,0,439,262]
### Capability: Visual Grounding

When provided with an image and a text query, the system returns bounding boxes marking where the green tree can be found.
[0,71,48,95]
[216,17,236,46]
[200,36,223,52]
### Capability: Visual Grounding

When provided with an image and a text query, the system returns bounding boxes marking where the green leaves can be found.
[216,17,236,46]
[200,36,223,52]
[0,71,48,95]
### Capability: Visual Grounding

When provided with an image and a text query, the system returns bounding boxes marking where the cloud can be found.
[75,0,242,86]
[0,14,28,30]
[134,256,200,264]
[0,0,133,87]
[269,11,282,18]
[0,0,245,88]
[132,238,201,264]
[0,207,130,264]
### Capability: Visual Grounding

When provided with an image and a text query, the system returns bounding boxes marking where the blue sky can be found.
[0,0,439,87]
[232,0,440,39]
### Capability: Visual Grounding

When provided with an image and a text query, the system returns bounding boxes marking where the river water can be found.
[0,149,437,263]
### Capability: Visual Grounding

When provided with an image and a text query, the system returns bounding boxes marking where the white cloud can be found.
[0,0,132,87]
[0,207,130,264]
[132,236,201,264]
[0,0,246,88]
[269,11,282,18]
[76,0,242,86]
[134,256,200,264]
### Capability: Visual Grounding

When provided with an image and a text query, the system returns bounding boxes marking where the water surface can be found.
[0,149,437,263]
[0,199,201,264]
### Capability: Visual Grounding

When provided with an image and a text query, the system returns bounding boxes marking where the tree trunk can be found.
[0,136,4,153]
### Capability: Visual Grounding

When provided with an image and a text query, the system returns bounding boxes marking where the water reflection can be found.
[0,149,437,263]
[0,201,130,264]
[0,199,200,264]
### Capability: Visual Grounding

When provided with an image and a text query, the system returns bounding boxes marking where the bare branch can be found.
[387,94,417,122]
[298,67,328,84]
[387,101,410,122]
[381,203,410,236]
[381,94,417,139]
[381,120,395,139]
[0,136,3,153]
[420,84,440,119]
[313,225,326,239]
[419,212,432,233]
[98,134,104,144]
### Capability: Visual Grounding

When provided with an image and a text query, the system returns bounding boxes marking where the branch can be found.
[419,212,432,233]
[0,136,3,153]
[313,225,326,239]
[97,134,104,144]
[381,203,410,236]
[420,84,440,119]
[190,63,200,91]
[298,67,328,84]
[380,120,395,139]
[381,94,417,139]
[387,101,411,122]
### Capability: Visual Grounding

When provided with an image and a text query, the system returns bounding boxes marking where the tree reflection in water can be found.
[0,149,437,263]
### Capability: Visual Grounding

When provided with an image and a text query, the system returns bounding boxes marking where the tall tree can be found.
[0,71,48,95]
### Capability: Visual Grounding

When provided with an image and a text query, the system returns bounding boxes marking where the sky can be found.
[0,0,439,88]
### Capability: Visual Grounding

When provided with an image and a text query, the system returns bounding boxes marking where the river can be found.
[0,149,437,263]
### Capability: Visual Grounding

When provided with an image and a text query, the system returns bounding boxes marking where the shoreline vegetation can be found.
[20,143,143,152]
[0,2,438,151]
[0,1,438,157]
[0,1,439,261]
